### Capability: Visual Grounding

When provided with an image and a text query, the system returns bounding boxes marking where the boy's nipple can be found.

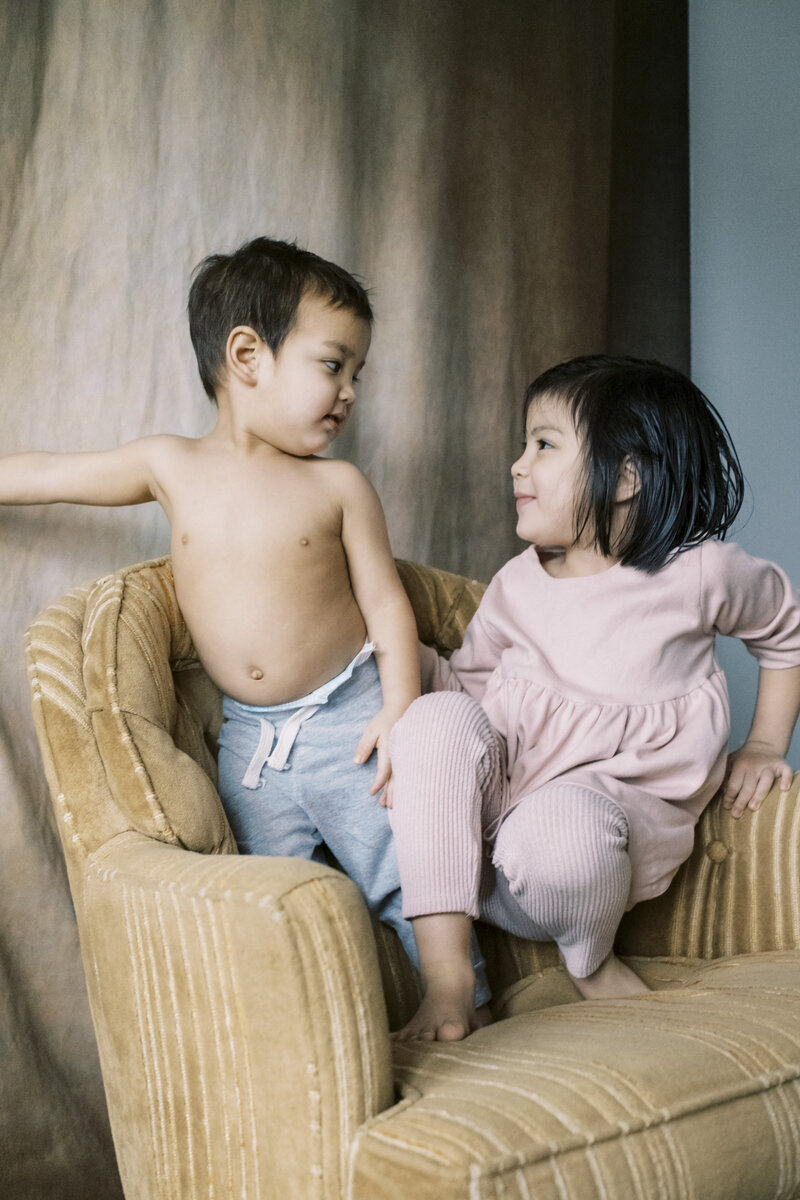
[299,537,309,546]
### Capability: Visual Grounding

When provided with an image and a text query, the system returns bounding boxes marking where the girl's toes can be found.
[437,1018,468,1041]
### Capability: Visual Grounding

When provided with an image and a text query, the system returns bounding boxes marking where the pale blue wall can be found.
[690,0,800,763]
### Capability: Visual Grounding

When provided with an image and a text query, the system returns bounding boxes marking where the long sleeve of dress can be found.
[416,572,510,698]
[417,640,462,693]
[419,571,506,696]
[446,576,510,702]
[700,540,800,668]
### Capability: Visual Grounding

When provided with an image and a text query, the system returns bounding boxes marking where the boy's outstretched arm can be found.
[723,664,800,817]
[0,438,168,508]
[337,463,421,797]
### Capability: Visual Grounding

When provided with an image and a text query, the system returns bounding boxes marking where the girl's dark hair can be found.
[188,236,373,401]
[523,355,745,572]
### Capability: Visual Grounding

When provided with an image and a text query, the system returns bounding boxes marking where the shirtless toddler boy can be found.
[0,236,423,962]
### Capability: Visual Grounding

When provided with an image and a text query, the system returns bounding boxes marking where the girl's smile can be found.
[511,395,628,577]
[511,398,585,550]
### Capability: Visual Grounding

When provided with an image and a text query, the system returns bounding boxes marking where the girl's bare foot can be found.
[392,912,491,1042]
[392,963,492,1042]
[570,951,649,1000]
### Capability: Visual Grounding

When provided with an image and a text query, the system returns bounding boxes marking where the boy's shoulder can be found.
[308,457,384,520]
[133,433,199,461]
[139,433,230,471]
[311,454,373,491]
[128,434,215,491]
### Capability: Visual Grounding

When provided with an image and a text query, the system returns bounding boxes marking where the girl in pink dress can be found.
[389,355,800,1041]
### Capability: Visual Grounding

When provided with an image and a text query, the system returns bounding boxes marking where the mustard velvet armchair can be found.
[26,556,800,1200]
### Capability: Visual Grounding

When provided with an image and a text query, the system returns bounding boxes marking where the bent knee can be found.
[390,690,497,760]
[494,787,630,895]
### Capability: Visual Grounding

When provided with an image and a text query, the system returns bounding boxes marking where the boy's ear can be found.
[616,456,640,503]
[226,326,265,387]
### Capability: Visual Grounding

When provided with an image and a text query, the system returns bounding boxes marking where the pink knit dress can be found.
[421,539,800,906]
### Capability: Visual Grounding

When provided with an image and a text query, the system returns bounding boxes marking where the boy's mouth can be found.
[324,411,348,431]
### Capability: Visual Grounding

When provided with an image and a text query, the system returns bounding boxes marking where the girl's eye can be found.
[537,439,553,451]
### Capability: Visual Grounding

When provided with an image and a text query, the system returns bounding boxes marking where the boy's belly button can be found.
[249,666,264,680]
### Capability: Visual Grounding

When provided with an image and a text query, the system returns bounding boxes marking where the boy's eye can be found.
[323,360,342,373]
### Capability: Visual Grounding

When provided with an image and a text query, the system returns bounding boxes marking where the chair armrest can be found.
[80,833,393,1200]
[618,774,800,960]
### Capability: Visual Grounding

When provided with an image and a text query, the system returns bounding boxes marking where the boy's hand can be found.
[722,740,794,818]
[354,707,403,799]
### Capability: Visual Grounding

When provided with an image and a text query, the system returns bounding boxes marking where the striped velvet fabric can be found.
[26,556,800,1200]
[354,951,800,1199]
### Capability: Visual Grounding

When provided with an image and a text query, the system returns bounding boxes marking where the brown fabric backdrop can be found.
[0,1,687,1194]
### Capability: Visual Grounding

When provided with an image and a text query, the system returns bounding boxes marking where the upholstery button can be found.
[706,841,729,863]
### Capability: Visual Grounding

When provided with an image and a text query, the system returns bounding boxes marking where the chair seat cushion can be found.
[350,952,800,1200]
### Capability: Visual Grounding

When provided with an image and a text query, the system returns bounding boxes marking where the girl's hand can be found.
[722,740,794,818]
[354,708,401,799]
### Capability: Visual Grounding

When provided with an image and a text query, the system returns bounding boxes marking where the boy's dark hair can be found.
[188,236,373,401]
[524,355,745,573]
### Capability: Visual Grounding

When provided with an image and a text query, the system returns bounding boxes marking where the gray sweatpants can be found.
[216,653,490,1003]
[390,691,631,979]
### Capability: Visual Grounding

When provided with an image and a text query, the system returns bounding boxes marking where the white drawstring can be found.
[266,704,320,771]
[240,705,321,788]
[241,719,275,788]
[237,641,375,788]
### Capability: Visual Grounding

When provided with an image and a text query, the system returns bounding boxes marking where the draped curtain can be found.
[0,2,687,1194]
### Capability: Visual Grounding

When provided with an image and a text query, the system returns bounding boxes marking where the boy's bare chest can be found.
[170,461,342,555]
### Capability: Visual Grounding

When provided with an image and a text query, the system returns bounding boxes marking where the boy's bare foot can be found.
[392,965,492,1042]
[570,952,650,1000]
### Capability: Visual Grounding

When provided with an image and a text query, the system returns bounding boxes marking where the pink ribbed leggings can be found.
[390,691,631,978]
